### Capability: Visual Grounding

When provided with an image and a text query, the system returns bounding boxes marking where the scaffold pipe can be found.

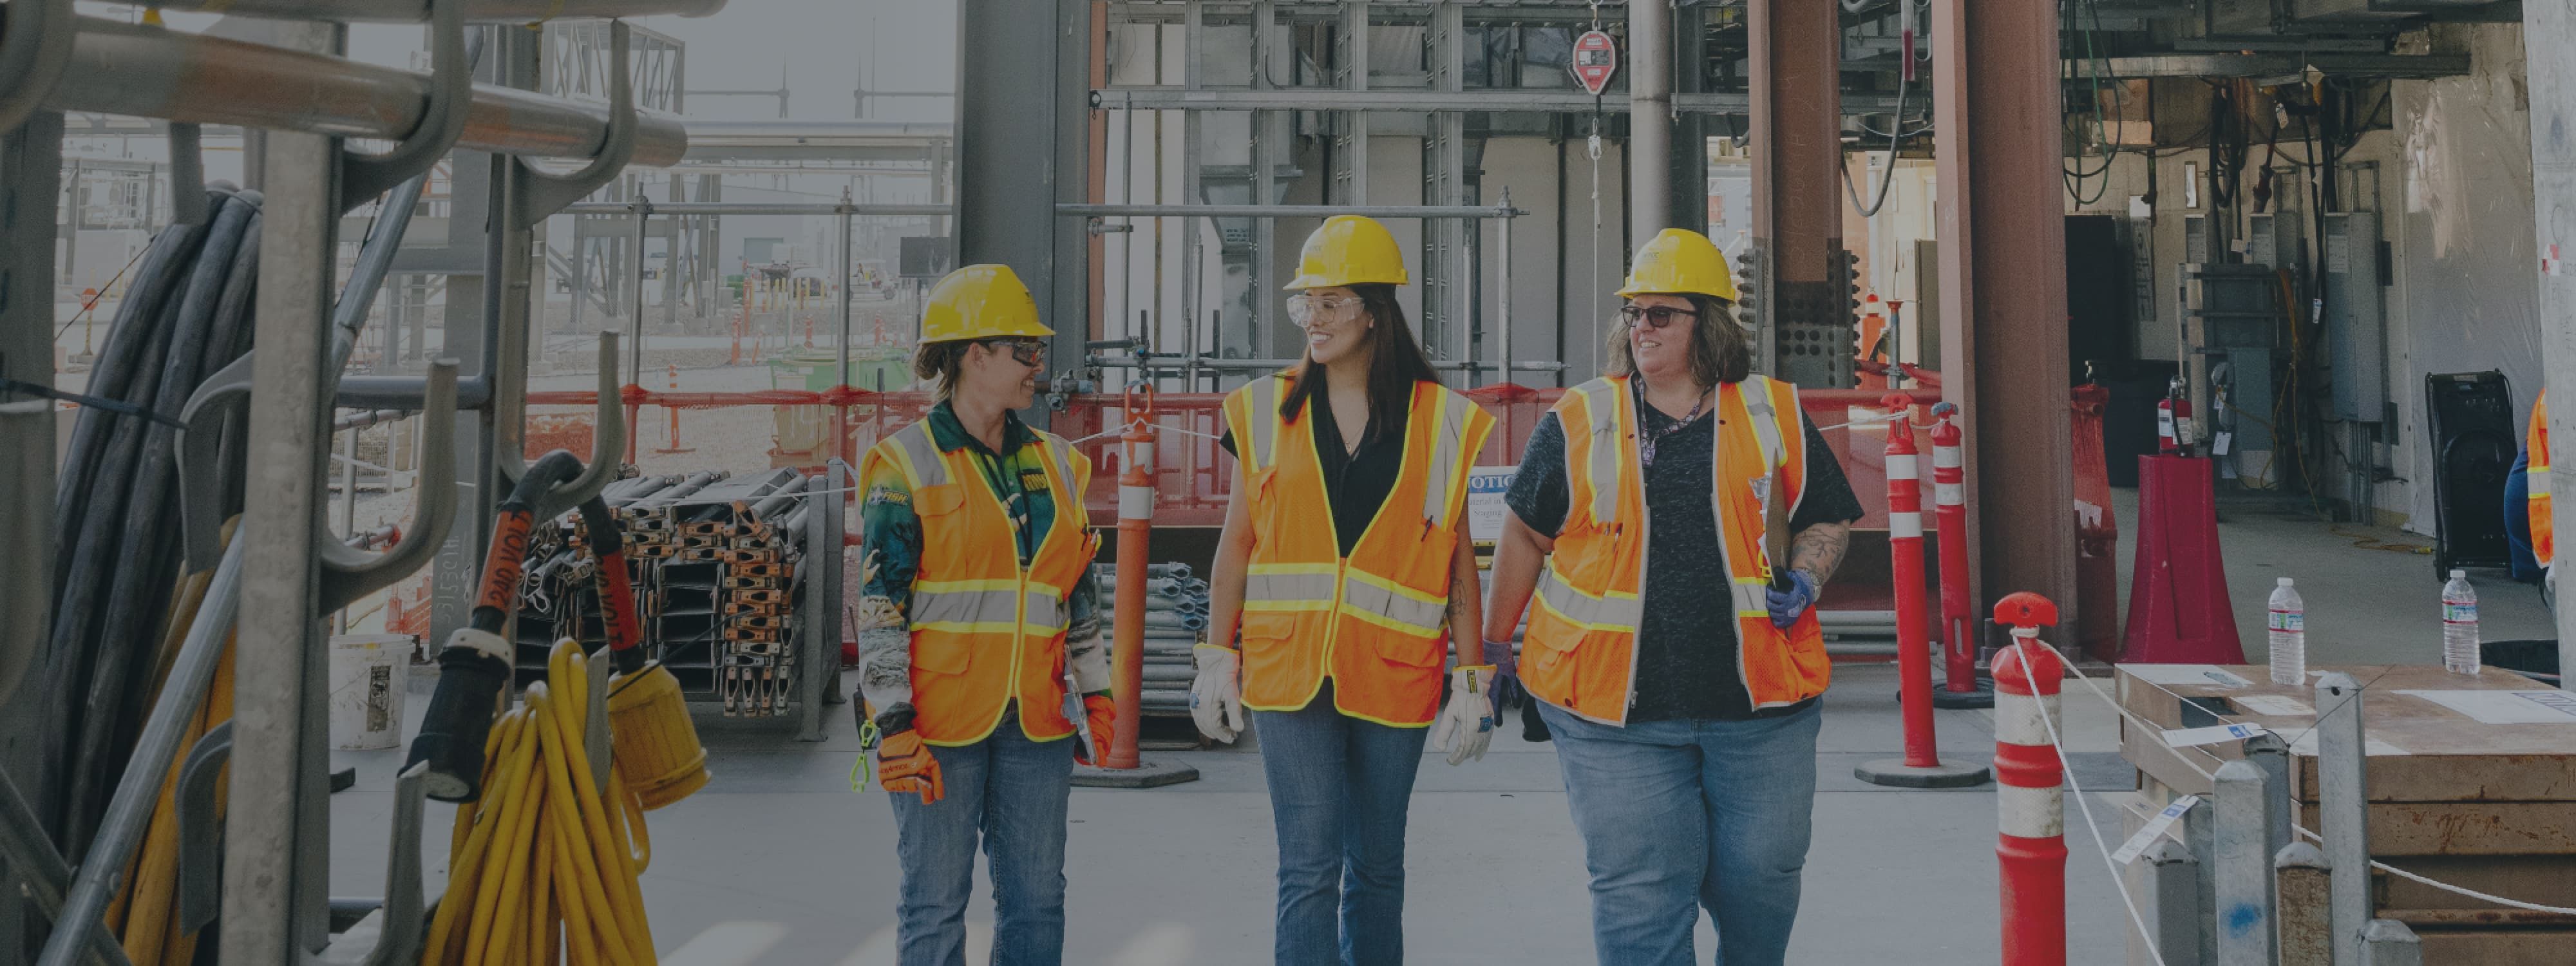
[44,16,687,166]
[122,0,727,21]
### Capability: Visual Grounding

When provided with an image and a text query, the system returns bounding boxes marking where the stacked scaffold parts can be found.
[524,468,822,718]
[1099,562,1209,717]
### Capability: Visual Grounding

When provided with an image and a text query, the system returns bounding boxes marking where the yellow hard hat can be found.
[1284,215,1408,290]
[918,263,1055,344]
[1617,228,1738,302]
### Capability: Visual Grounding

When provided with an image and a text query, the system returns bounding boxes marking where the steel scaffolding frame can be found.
[0,6,686,962]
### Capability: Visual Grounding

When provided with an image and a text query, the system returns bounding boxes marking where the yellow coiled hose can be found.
[426,641,656,965]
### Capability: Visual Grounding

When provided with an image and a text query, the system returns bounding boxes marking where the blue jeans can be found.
[1256,680,1431,966]
[1538,701,1823,966]
[887,705,1075,966]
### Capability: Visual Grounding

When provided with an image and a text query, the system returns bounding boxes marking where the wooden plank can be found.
[2116,664,2576,804]
[2416,929,2576,966]
[2375,855,2576,911]
[2294,802,2576,856]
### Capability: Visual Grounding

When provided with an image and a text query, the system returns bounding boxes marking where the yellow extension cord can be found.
[424,641,658,966]
[112,520,238,966]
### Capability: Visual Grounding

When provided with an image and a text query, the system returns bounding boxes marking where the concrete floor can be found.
[321,485,2546,964]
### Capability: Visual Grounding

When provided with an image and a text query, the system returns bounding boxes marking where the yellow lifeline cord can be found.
[426,641,659,965]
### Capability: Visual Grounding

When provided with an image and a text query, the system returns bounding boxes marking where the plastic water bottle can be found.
[2442,570,2481,675]
[2267,578,2306,686]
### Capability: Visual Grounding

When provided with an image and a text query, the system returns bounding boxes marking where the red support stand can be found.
[1857,395,1989,788]
[2121,455,2244,664]
[1992,592,2067,966]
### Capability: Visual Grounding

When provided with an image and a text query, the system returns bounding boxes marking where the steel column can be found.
[0,111,68,966]
[2529,0,2576,691]
[1931,0,2075,630]
[1747,0,1846,386]
[220,19,340,961]
[2315,674,2372,965]
[1627,0,1671,247]
[955,0,1092,419]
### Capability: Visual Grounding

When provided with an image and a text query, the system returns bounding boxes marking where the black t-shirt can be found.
[1220,377,1410,559]
[1505,390,1865,722]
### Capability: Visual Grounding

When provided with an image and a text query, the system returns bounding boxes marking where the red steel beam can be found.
[1748,0,1845,381]
[1931,0,2077,630]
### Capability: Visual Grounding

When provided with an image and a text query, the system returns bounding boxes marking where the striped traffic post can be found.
[1857,395,1988,788]
[1931,402,1994,708]
[1073,384,1199,788]
[1992,591,2067,966]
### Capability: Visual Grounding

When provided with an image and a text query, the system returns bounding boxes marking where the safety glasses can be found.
[1618,304,1701,331]
[1285,293,1363,328]
[982,338,1047,367]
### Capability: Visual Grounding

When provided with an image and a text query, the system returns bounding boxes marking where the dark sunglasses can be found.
[982,338,1047,366]
[1618,305,1700,330]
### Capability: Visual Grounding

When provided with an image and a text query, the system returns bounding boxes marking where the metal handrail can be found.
[42,15,688,167]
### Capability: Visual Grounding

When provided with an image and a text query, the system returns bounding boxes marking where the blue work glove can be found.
[1485,641,1520,710]
[1766,569,1818,629]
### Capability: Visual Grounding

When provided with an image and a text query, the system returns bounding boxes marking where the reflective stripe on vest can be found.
[1221,377,1496,726]
[871,420,1093,746]
[1520,375,1830,725]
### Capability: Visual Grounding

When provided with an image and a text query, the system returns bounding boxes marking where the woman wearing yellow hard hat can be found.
[1482,228,1863,965]
[852,263,1113,965]
[1197,214,1499,964]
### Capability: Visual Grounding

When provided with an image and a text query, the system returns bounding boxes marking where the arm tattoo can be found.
[1790,522,1853,588]
[1445,565,1477,641]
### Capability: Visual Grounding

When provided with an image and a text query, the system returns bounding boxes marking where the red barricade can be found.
[1990,592,2067,966]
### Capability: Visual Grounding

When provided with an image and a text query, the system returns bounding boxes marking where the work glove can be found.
[1189,644,1247,744]
[875,728,945,806]
[1766,568,1819,629]
[1430,665,1497,766]
[1080,693,1117,764]
[1485,641,1520,711]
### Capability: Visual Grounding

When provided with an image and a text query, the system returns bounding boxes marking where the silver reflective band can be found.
[1729,580,1767,618]
[914,588,1022,627]
[1889,511,1924,540]
[1537,566,1643,630]
[1245,377,1282,472]
[1023,590,1068,632]
[1886,453,1918,481]
[1245,571,1338,602]
[892,422,952,489]
[1342,576,1446,633]
[1580,383,1622,525]
[1422,392,1473,525]
[1743,375,1787,471]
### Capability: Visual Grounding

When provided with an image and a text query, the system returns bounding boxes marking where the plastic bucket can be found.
[328,634,412,750]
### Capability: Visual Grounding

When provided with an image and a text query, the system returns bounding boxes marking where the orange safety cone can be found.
[655,364,695,455]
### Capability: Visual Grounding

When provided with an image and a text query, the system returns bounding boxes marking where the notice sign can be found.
[1571,30,1618,95]
[1467,467,1517,545]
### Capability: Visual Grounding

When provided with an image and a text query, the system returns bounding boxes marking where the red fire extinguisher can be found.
[2159,376,2194,456]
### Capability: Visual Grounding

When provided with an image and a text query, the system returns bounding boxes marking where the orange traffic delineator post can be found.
[1856,395,1990,789]
[1929,402,1994,709]
[1991,591,2067,966]
[654,364,694,455]
[2122,455,2244,663]
[1071,384,1198,789]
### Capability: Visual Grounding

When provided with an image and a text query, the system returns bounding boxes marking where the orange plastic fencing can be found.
[533,382,1937,531]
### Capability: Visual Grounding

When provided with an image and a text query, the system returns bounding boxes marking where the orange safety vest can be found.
[1520,374,1830,725]
[2532,390,2552,567]
[1222,375,1497,726]
[862,421,1097,746]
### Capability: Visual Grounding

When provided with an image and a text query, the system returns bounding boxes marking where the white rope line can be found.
[2031,639,2576,916]
[2005,638,2169,966]
[1066,417,1226,446]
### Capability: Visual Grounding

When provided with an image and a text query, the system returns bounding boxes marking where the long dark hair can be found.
[1604,294,1753,387]
[1277,283,1440,444]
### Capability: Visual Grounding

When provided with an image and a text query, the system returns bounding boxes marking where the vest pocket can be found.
[911,637,971,676]
[913,482,967,517]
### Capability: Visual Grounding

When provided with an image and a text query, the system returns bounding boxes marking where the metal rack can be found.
[0,1,697,961]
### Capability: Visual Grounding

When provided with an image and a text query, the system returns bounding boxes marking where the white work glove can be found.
[1189,644,1247,744]
[1430,665,1498,766]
